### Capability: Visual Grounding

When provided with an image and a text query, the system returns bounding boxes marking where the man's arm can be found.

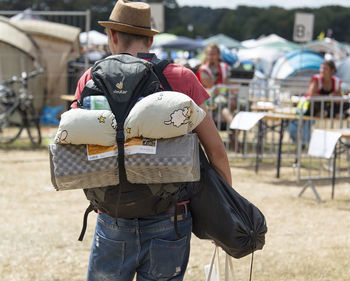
[194,104,232,186]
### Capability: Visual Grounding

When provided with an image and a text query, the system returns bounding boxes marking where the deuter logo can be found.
[116,80,123,90]
[113,77,127,94]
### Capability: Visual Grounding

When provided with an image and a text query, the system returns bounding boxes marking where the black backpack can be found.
[77,53,196,241]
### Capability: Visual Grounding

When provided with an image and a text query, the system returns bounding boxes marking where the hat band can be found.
[108,19,152,30]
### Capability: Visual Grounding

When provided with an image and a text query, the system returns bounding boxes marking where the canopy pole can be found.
[84,9,91,71]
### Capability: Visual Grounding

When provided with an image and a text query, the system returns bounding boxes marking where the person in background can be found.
[289,60,348,146]
[197,44,230,87]
[306,60,343,117]
[73,1,232,280]
[196,43,237,149]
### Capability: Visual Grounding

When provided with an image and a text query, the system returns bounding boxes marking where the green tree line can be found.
[1,0,350,42]
[167,5,350,42]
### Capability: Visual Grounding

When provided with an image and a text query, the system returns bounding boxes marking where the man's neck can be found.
[116,45,149,57]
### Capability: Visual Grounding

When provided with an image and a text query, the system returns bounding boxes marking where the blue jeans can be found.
[287,119,314,145]
[87,211,192,281]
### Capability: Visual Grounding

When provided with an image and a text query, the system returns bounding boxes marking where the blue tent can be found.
[270,50,324,79]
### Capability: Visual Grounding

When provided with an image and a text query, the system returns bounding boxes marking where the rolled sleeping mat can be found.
[49,133,200,191]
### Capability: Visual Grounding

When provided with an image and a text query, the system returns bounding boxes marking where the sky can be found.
[176,0,350,9]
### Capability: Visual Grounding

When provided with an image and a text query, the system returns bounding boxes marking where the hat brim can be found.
[98,21,159,37]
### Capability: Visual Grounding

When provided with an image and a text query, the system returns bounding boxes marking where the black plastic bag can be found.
[190,147,267,259]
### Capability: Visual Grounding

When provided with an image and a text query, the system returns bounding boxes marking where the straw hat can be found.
[98,0,159,37]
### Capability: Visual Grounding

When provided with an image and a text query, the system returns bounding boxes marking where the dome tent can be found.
[238,35,300,77]
[336,56,350,92]
[0,16,46,111]
[270,50,324,80]
[12,19,81,107]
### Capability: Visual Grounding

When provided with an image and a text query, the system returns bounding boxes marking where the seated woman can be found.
[303,60,347,117]
[289,60,348,146]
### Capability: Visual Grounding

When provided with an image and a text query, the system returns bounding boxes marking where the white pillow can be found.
[54,108,116,146]
[124,91,206,139]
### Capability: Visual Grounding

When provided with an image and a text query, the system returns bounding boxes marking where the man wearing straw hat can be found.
[73,1,232,280]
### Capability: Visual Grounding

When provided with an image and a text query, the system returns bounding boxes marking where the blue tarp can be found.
[40,105,64,125]
[220,45,238,66]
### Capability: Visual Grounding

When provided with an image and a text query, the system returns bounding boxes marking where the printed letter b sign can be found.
[293,13,314,43]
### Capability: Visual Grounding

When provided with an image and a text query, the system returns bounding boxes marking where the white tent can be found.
[238,34,301,76]
[237,46,285,75]
[241,34,287,49]
[305,38,348,59]
[79,30,108,46]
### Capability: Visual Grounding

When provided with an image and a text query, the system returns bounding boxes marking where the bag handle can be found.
[224,253,236,281]
[206,245,217,281]
[206,245,238,281]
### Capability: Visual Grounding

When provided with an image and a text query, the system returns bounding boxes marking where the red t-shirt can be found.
[73,63,210,107]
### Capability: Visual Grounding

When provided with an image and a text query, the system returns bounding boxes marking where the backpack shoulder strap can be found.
[138,53,173,91]
[153,59,173,91]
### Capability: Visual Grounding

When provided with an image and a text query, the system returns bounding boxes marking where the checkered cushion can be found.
[49,134,200,191]
[126,134,200,183]
[49,144,118,190]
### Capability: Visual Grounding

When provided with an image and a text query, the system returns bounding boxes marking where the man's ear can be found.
[110,30,119,45]
[147,36,153,49]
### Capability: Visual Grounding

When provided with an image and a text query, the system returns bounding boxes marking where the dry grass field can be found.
[0,141,350,281]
